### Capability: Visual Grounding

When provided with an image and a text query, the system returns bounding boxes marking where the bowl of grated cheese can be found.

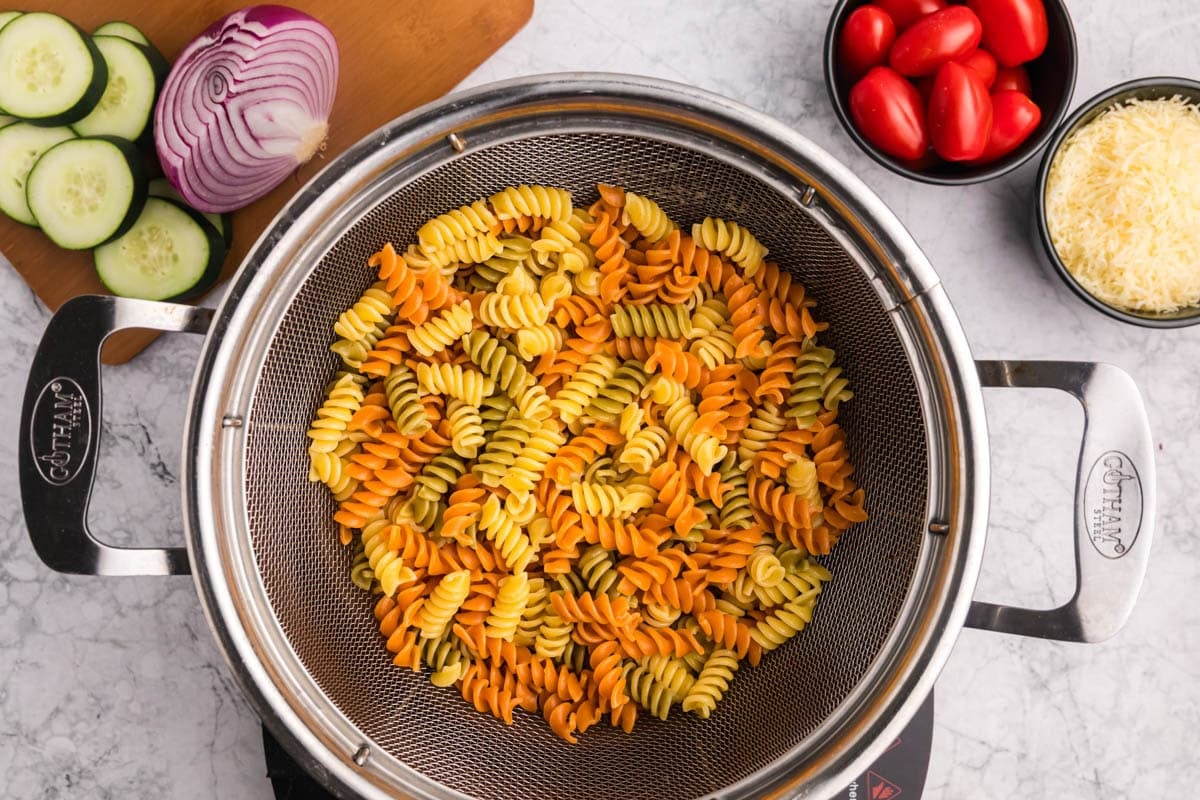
[1037,77,1200,327]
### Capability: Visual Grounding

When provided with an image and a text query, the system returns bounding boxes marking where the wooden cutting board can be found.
[0,0,533,363]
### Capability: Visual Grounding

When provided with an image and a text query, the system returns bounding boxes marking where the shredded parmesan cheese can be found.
[1045,96,1200,313]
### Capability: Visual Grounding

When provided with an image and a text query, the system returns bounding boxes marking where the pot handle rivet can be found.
[353,744,371,766]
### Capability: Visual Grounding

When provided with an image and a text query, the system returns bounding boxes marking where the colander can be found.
[18,74,1156,800]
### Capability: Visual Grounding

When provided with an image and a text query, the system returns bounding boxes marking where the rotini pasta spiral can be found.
[473,415,540,488]
[785,455,823,512]
[485,573,531,642]
[644,340,704,388]
[624,663,676,721]
[306,373,366,454]
[786,339,852,429]
[617,425,669,474]
[749,588,822,652]
[422,232,504,269]
[361,521,418,598]
[661,396,727,475]
[471,234,536,291]
[610,303,696,339]
[550,352,619,425]
[479,291,551,330]
[577,544,622,598]
[417,199,498,253]
[534,609,573,660]
[412,451,468,504]
[623,191,676,243]
[415,362,496,407]
[417,570,472,639]
[618,404,644,439]
[445,400,486,460]
[408,301,475,357]
[479,494,535,573]
[515,323,566,360]
[680,648,738,719]
[384,364,430,436]
[584,361,649,422]
[462,330,534,401]
[489,185,573,222]
[334,283,395,341]
[501,420,567,495]
[692,217,767,278]
[531,214,595,274]
[570,480,654,518]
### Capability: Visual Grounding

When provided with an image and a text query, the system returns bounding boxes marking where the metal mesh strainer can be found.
[242,130,928,800]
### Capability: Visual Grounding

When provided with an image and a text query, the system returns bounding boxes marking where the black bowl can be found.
[1034,77,1200,328]
[823,0,1078,185]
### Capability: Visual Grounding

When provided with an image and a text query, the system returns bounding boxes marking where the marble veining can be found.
[2,0,1199,797]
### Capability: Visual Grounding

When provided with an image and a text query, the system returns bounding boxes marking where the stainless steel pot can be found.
[18,75,1156,800]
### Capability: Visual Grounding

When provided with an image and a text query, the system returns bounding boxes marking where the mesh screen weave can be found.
[243,131,929,800]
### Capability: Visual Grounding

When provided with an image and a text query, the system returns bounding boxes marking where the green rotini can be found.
[610,303,696,339]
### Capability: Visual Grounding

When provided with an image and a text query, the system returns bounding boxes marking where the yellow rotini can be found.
[485,573,531,641]
[416,362,496,407]
[307,182,867,744]
[417,570,473,639]
[306,373,364,454]
[488,184,573,222]
[624,191,676,243]
[692,216,768,277]
[408,301,475,357]
[417,200,498,253]
[333,283,394,341]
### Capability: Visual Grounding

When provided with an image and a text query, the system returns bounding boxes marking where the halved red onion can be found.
[154,5,339,213]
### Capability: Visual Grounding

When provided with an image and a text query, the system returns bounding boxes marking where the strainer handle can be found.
[967,360,1155,643]
[18,295,212,576]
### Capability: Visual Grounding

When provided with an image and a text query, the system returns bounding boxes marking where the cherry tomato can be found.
[928,61,993,161]
[967,0,1049,67]
[874,0,947,30]
[958,48,997,88]
[848,66,931,161]
[889,6,983,77]
[992,65,1032,95]
[972,90,1042,162]
[839,5,897,81]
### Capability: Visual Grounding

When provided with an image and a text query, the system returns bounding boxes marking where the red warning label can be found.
[884,736,902,754]
[867,770,902,800]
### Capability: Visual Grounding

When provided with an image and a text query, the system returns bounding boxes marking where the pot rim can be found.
[181,73,990,800]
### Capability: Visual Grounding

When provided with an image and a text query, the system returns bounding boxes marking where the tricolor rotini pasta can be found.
[306,183,866,743]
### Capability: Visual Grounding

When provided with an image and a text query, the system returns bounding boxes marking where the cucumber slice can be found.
[72,36,164,143]
[0,13,106,125]
[92,21,149,47]
[147,176,231,249]
[0,114,15,127]
[0,11,22,32]
[0,121,75,225]
[94,197,223,301]
[25,135,147,249]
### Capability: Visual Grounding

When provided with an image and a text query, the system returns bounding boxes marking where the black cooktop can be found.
[263,692,934,800]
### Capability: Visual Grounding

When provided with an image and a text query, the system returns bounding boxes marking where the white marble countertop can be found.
[2,0,1198,797]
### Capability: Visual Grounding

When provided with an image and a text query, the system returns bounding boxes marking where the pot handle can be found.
[18,295,213,576]
[966,360,1155,643]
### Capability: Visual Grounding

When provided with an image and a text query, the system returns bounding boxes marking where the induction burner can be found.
[263,692,934,799]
